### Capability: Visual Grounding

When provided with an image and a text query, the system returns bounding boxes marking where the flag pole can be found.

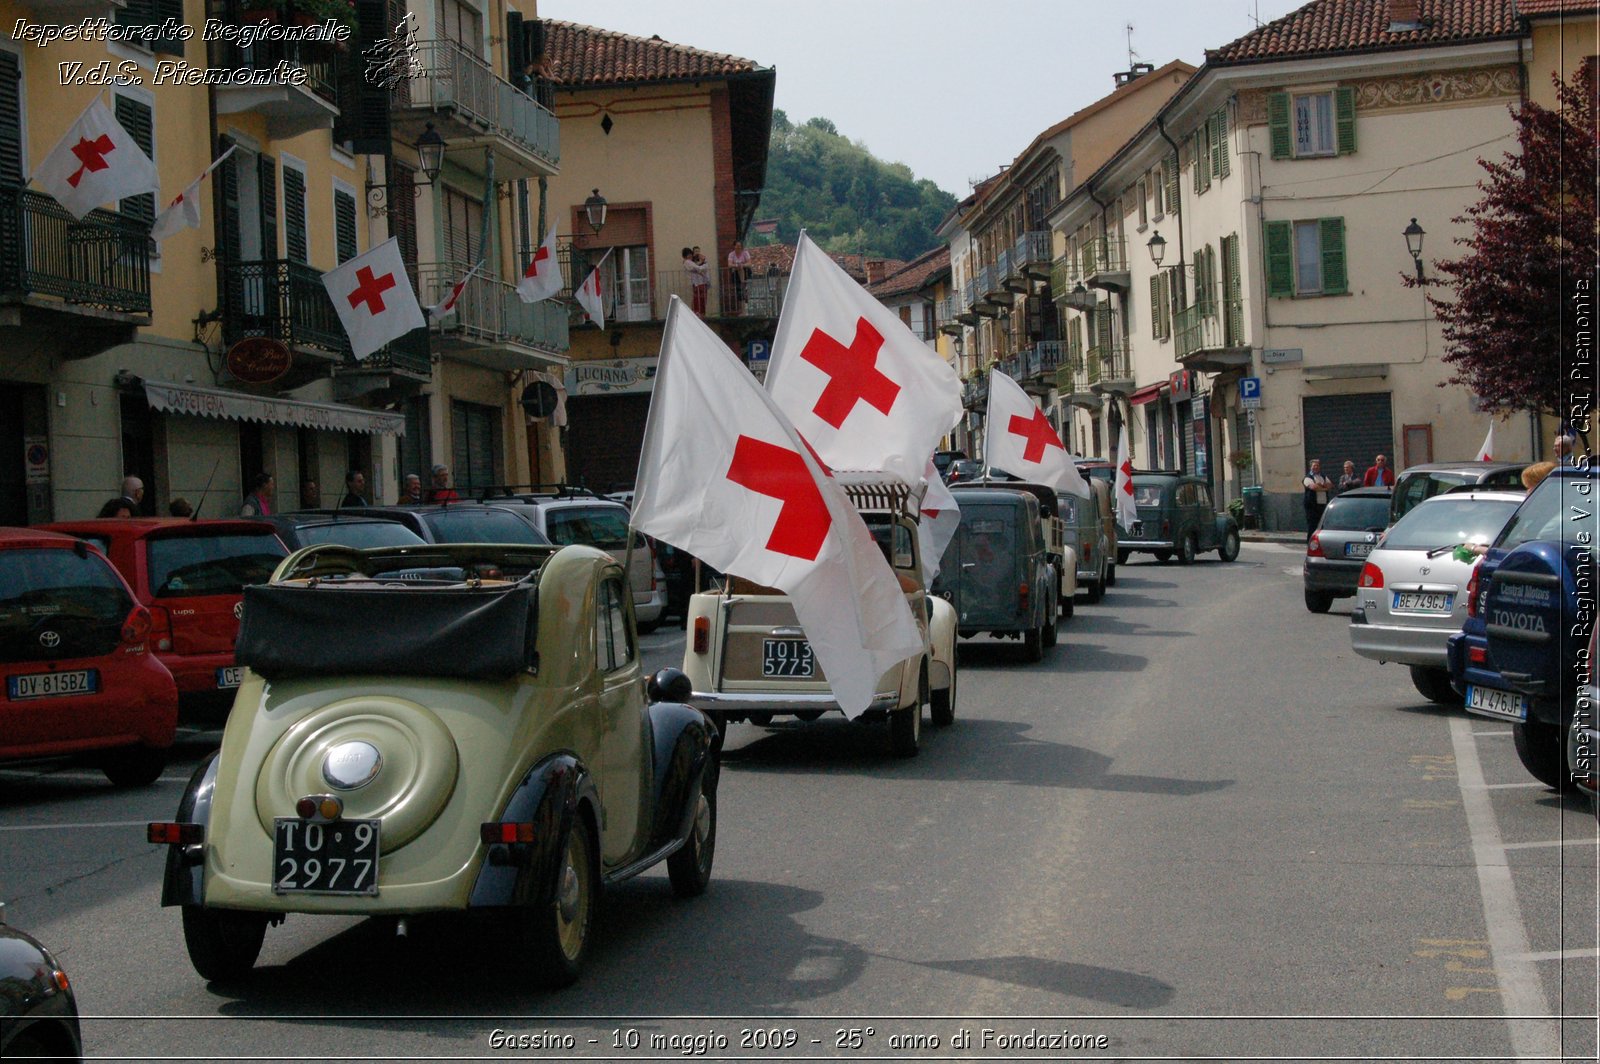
[626,296,684,601]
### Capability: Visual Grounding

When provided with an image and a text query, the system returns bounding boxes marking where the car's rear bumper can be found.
[1303,560,1362,594]
[689,690,900,715]
[1349,610,1451,667]
[634,589,666,625]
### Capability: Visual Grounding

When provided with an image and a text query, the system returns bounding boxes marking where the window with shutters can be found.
[0,48,24,187]
[1191,129,1211,195]
[1151,165,1165,219]
[114,0,185,57]
[1271,88,1356,159]
[1265,217,1347,297]
[333,186,358,264]
[442,186,484,266]
[1209,108,1230,179]
[1136,179,1148,229]
[114,95,155,227]
[282,160,308,264]
[438,0,485,58]
[1164,152,1180,216]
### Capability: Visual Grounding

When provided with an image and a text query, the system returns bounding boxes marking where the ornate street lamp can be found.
[1403,218,1426,282]
[1146,230,1168,269]
[415,123,446,185]
[584,188,608,235]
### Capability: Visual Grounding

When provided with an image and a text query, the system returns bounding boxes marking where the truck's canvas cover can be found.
[236,582,535,680]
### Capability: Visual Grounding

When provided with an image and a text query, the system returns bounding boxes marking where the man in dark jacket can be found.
[339,470,370,508]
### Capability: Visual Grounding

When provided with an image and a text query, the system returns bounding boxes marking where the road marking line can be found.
[1502,837,1600,850]
[1471,781,1553,790]
[0,819,149,832]
[1448,714,1558,1058]
[1511,947,1600,962]
[1474,729,1514,737]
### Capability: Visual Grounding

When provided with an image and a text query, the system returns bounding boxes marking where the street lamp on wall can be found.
[1403,218,1426,282]
[366,123,447,217]
[1146,230,1168,269]
[584,188,608,236]
[415,123,446,185]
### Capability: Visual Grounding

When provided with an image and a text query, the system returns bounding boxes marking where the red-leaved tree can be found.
[1416,62,1597,419]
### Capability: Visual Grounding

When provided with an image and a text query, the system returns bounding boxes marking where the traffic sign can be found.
[1239,376,1262,409]
[747,339,770,364]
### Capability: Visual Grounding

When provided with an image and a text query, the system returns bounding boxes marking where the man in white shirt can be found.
[1302,459,1332,543]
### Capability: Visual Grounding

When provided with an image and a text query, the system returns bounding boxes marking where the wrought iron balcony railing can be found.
[1085,338,1131,388]
[1034,340,1063,377]
[393,39,560,166]
[1015,231,1052,278]
[0,186,151,315]
[418,262,568,353]
[1174,297,1246,359]
[211,33,339,104]
[1082,235,1128,279]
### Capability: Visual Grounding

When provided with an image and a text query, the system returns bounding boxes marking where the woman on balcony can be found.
[687,246,711,316]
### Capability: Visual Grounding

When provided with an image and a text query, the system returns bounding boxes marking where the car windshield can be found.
[544,506,637,550]
[148,533,287,598]
[1393,472,1473,522]
[423,510,549,546]
[295,522,427,549]
[0,547,132,662]
[1058,495,1080,522]
[1495,475,1584,550]
[1380,498,1521,552]
[1321,495,1390,532]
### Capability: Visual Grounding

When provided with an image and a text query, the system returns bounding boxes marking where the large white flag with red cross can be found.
[321,238,426,361]
[515,226,564,304]
[766,233,962,483]
[984,370,1091,499]
[32,97,159,220]
[632,297,924,716]
[1114,421,1137,532]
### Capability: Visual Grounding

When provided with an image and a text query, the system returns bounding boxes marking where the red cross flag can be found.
[917,456,959,586]
[1114,422,1138,532]
[1474,420,1495,462]
[573,250,610,329]
[515,226,563,304]
[150,145,235,244]
[632,297,924,716]
[984,370,1091,498]
[766,233,961,483]
[32,97,159,220]
[320,237,426,361]
[428,259,485,319]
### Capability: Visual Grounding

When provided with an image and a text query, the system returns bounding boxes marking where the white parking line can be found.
[1447,714,1558,1058]
[0,819,149,832]
[1473,728,1513,737]
[1502,837,1600,850]
[1512,947,1600,962]
[1471,781,1555,790]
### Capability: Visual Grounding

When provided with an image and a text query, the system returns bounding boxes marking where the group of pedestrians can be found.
[1303,454,1395,541]
[681,241,756,317]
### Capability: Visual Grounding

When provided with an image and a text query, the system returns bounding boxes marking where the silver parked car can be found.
[1349,491,1524,704]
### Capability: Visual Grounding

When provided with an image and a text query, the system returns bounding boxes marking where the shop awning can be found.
[143,380,405,436]
[1128,382,1168,406]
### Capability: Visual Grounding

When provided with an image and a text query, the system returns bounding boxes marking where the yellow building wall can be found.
[1529,17,1598,107]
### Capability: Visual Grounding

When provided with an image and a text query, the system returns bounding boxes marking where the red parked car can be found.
[0,528,178,785]
[37,519,288,702]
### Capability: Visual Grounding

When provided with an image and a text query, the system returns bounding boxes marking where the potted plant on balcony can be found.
[288,0,357,32]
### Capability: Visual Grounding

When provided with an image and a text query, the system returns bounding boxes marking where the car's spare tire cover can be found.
[1485,542,1569,689]
[255,696,459,850]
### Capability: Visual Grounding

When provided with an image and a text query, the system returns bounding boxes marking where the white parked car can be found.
[1348,490,1525,704]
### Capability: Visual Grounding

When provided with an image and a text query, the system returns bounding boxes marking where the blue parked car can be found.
[1448,466,1598,789]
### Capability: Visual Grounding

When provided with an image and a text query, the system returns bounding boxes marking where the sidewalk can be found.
[1240,528,1305,544]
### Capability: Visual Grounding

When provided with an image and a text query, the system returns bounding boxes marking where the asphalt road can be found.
[1,541,1594,1061]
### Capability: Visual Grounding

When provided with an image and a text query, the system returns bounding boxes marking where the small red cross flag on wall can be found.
[515,227,564,304]
[766,233,962,484]
[150,145,236,243]
[320,237,426,360]
[573,250,611,330]
[984,370,1091,498]
[631,297,924,716]
[32,97,158,220]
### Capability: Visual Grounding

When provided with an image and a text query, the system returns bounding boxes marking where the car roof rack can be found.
[834,472,923,519]
[475,483,605,502]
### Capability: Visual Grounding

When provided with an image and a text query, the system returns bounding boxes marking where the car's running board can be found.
[602,837,687,887]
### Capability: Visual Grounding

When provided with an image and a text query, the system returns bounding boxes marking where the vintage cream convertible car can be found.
[679,476,957,757]
[149,542,718,988]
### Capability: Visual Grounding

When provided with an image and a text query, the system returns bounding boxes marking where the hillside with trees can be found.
[756,110,959,261]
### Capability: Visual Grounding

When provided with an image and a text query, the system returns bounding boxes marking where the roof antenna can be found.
[1249,0,1264,28]
[1126,23,1139,69]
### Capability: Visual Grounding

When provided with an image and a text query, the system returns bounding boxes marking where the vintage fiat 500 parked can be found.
[148,542,719,988]
[678,476,957,757]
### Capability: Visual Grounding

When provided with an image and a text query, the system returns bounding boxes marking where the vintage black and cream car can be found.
[149,542,719,988]
[679,476,957,757]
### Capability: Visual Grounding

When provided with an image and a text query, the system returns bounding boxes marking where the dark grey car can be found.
[1303,487,1391,612]
[0,903,81,1061]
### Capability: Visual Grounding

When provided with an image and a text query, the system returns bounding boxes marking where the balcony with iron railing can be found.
[1174,296,1250,371]
[1032,340,1063,380]
[1083,235,1130,292]
[1015,231,1052,281]
[0,186,151,322]
[974,265,1005,317]
[208,13,340,138]
[416,262,568,371]
[1000,245,1029,293]
[391,39,561,180]
[1085,337,1133,392]
[936,297,962,336]
[223,259,430,378]
[958,279,980,323]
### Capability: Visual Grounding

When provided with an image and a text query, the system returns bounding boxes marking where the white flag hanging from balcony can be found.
[574,250,611,330]
[428,259,485,318]
[32,96,158,220]
[321,238,426,361]
[515,227,564,304]
[150,145,236,243]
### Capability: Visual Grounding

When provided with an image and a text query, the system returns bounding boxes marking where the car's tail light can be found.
[147,822,204,845]
[295,795,343,820]
[1019,582,1029,609]
[148,605,172,651]
[692,616,710,654]
[1306,532,1325,558]
[121,605,152,645]
[1465,566,1482,619]
[1469,645,1487,665]
[481,822,536,845]
[1358,562,1385,589]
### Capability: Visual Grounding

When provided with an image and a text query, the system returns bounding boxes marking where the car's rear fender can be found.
[160,751,220,907]
[467,752,598,910]
[928,596,956,690]
[645,701,718,853]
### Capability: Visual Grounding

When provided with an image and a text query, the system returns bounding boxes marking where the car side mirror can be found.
[648,667,692,703]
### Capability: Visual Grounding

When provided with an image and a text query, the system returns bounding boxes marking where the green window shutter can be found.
[1318,217,1347,294]
[258,155,278,260]
[0,51,22,187]
[1265,220,1294,298]
[1208,113,1222,179]
[1192,131,1204,193]
[334,189,357,264]
[1334,86,1357,155]
[1216,108,1231,178]
[283,166,307,264]
[217,136,239,264]
[1165,151,1180,214]
[1192,249,1204,316]
[114,95,154,224]
[1224,233,1244,343]
[1150,275,1162,339]
[1268,92,1291,160]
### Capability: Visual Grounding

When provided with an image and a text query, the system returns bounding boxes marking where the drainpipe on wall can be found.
[1156,116,1188,307]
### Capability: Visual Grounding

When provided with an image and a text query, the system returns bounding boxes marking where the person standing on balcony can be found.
[727,240,752,315]
[687,246,710,316]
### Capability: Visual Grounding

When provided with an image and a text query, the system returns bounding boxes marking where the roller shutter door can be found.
[451,400,501,494]
[565,394,651,492]
[1303,393,1393,473]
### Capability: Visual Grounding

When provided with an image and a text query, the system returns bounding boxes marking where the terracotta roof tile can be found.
[743,243,908,283]
[1516,0,1598,15]
[1206,0,1521,66]
[540,19,768,87]
[867,246,951,298]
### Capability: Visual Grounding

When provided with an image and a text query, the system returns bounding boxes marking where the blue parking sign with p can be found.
[747,339,770,364]
[1240,376,1261,401]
